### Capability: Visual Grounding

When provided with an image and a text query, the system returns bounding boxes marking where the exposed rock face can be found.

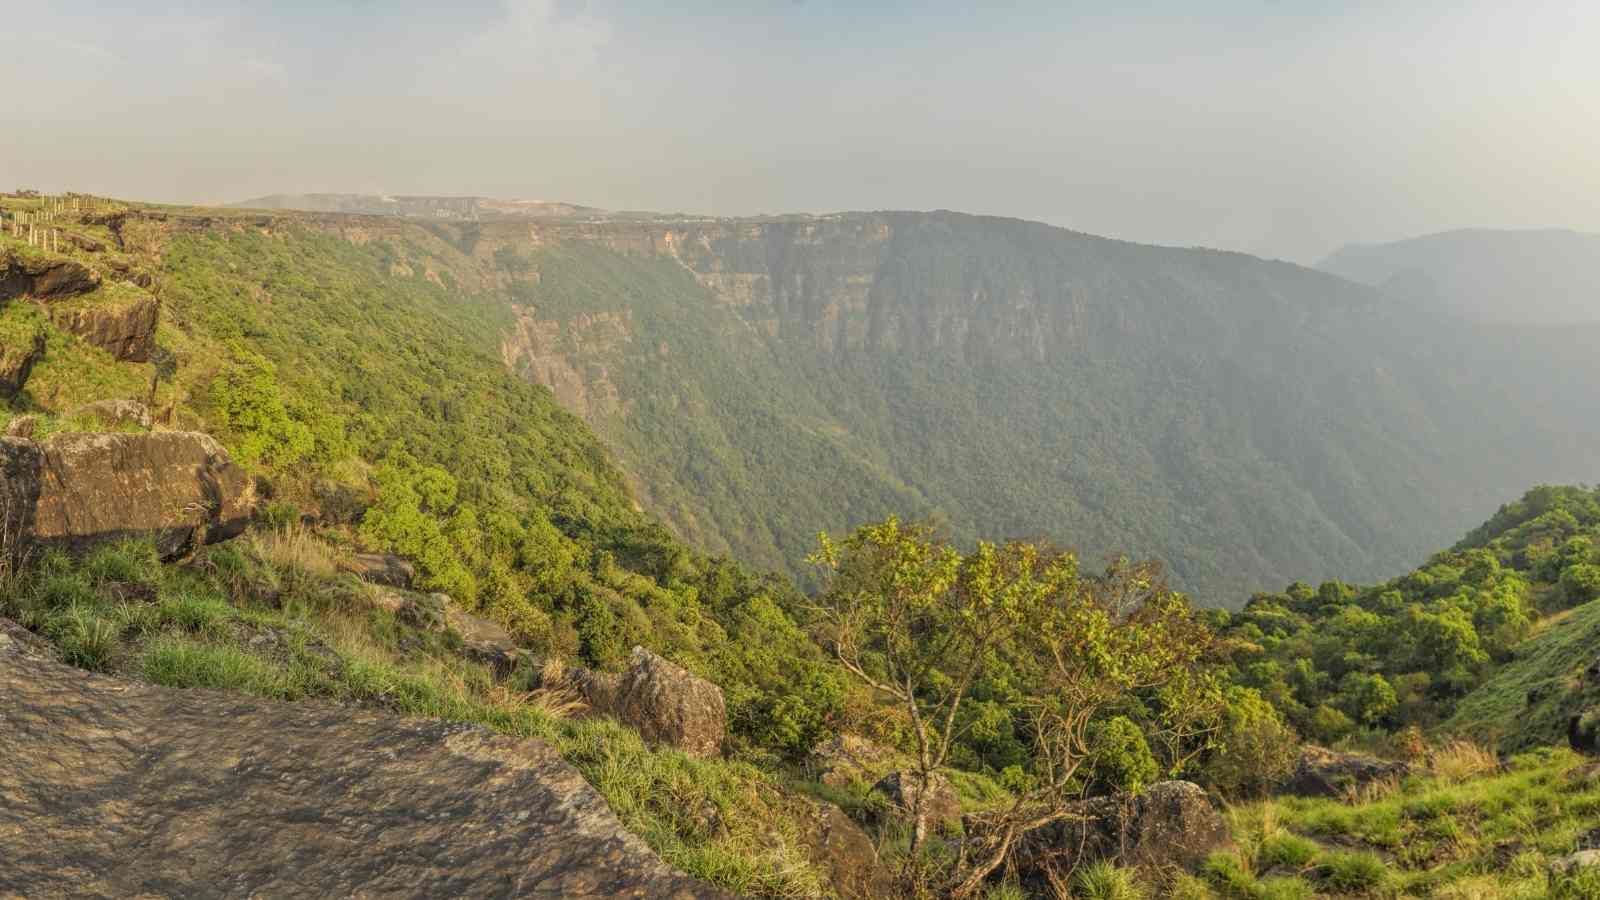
[810,733,896,790]
[0,250,99,300]
[1285,746,1410,798]
[342,551,418,589]
[0,618,728,899]
[0,431,256,559]
[443,594,529,673]
[799,799,895,900]
[0,330,44,397]
[500,304,626,420]
[1010,781,1230,878]
[872,769,963,831]
[574,647,726,758]
[50,293,159,361]
[69,398,153,429]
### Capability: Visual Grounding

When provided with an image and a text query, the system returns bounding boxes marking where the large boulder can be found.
[1010,781,1230,878]
[871,769,963,832]
[578,647,726,758]
[809,733,897,790]
[798,799,895,899]
[1284,746,1410,798]
[0,617,728,899]
[50,293,159,362]
[0,431,255,559]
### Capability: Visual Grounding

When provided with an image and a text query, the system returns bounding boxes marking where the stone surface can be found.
[0,249,99,300]
[810,733,896,790]
[872,769,964,831]
[799,798,895,899]
[0,330,44,397]
[342,551,418,589]
[0,431,256,559]
[1284,745,1410,798]
[442,594,529,674]
[50,294,159,361]
[1551,849,1600,878]
[69,398,153,429]
[576,646,726,758]
[0,618,727,899]
[1010,780,1231,877]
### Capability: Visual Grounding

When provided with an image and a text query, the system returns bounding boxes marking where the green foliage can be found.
[1318,851,1390,892]
[1087,716,1160,794]
[1220,486,1600,740]
[208,344,324,466]
[1072,861,1147,900]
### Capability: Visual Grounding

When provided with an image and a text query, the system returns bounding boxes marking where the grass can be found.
[0,532,832,899]
[1069,861,1147,900]
[1211,742,1600,899]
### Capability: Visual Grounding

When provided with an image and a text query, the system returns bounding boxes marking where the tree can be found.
[811,520,1215,896]
[809,518,1062,854]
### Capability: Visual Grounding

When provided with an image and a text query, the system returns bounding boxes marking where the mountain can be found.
[1319,228,1600,324]
[470,211,1600,604]
[232,192,606,220]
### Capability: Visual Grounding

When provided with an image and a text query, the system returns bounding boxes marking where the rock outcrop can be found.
[1284,746,1410,798]
[50,293,159,361]
[1009,781,1230,878]
[342,551,418,589]
[0,618,728,899]
[0,330,44,397]
[572,647,726,758]
[0,249,99,300]
[799,799,895,899]
[0,431,256,558]
[872,769,964,832]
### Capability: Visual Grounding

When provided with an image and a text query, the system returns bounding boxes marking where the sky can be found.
[3,1,1597,262]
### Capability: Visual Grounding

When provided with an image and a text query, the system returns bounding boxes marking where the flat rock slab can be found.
[0,621,727,899]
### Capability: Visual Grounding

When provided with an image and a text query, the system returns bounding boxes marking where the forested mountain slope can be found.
[471,212,1600,603]
[1319,228,1600,324]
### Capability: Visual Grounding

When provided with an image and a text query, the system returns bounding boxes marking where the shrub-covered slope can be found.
[481,213,1600,603]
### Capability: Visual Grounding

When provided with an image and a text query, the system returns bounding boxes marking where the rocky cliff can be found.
[0,619,726,899]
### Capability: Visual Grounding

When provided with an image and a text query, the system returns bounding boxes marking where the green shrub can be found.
[1201,851,1257,898]
[1561,564,1600,606]
[50,605,121,671]
[1088,716,1160,794]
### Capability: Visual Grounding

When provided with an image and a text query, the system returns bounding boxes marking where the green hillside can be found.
[1216,485,1600,748]
[483,213,1600,603]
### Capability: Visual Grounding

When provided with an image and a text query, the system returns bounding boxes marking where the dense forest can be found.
[489,213,1600,604]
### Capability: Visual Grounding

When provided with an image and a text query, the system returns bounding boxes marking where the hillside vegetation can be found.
[7,192,1600,898]
[483,212,1600,603]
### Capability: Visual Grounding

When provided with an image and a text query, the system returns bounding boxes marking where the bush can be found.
[1088,716,1160,794]
[1561,564,1600,606]
[1258,833,1319,869]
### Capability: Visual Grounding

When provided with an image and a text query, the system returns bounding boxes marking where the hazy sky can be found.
[4,1,1597,262]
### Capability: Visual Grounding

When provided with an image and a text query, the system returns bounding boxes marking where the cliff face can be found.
[462,211,1600,602]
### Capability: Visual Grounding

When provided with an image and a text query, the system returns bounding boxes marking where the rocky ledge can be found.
[0,619,728,899]
[1,430,256,559]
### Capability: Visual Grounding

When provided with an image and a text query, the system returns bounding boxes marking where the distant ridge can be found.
[1318,227,1600,324]
[231,192,606,221]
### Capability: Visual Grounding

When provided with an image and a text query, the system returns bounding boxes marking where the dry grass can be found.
[246,523,345,579]
[1429,740,1500,783]
[1341,773,1403,805]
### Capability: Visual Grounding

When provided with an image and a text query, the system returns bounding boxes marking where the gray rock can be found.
[1008,780,1231,878]
[1284,745,1409,798]
[342,551,417,589]
[0,617,728,899]
[0,430,256,559]
[1551,849,1600,878]
[872,769,963,831]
